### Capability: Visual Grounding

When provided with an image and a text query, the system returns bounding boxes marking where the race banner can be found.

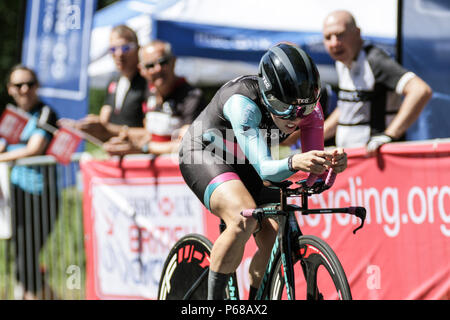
[81,141,450,300]
[46,126,83,165]
[286,142,450,300]
[0,105,29,144]
[81,156,205,299]
[21,0,97,122]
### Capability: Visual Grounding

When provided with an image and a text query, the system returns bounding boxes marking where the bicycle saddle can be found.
[264,180,293,189]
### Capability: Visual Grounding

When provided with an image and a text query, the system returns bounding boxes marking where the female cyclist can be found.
[179,43,347,300]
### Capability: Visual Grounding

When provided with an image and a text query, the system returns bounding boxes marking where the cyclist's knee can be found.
[212,196,258,238]
[226,214,258,240]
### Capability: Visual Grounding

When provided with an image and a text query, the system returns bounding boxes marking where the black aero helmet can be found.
[258,43,321,119]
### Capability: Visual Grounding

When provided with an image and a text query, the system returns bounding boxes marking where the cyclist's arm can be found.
[279,103,325,149]
[299,105,347,175]
[297,103,329,180]
[223,94,294,182]
[298,103,325,152]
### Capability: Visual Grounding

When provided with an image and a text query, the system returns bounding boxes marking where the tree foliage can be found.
[0,0,118,110]
[98,0,118,10]
[0,0,25,109]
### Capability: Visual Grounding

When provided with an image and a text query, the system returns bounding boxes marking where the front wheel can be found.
[158,234,239,300]
[270,235,352,300]
[158,234,212,300]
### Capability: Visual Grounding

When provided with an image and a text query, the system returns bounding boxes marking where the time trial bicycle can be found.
[158,171,366,300]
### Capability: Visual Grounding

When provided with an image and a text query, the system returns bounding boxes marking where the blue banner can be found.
[403,0,450,140]
[22,0,97,121]
[154,20,395,67]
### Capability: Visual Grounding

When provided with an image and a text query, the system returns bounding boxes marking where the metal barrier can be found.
[0,153,85,300]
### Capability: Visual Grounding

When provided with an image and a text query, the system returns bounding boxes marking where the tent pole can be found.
[396,0,403,65]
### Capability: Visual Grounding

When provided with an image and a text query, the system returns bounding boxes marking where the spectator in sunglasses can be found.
[103,40,206,156]
[1,65,59,299]
[60,25,147,142]
[3,65,58,156]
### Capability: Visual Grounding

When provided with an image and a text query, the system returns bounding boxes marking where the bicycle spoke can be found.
[182,268,209,300]
[305,262,320,300]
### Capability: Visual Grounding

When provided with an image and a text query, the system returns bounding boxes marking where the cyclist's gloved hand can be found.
[366,133,393,155]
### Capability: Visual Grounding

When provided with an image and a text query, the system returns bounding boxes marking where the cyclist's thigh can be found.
[179,149,259,229]
[209,179,257,227]
[179,149,236,209]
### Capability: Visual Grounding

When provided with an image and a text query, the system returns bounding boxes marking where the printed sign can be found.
[46,126,82,165]
[0,106,29,144]
[88,176,204,299]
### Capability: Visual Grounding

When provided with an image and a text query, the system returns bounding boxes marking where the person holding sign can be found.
[1,65,59,299]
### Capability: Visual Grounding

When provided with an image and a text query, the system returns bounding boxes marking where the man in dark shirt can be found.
[100,25,146,129]
[61,25,146,142]
[104,40,206,155]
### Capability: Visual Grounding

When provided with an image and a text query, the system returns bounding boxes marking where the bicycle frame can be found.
[249,181,366,300]
[252,205,300,300]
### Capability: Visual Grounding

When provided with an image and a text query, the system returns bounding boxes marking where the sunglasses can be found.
[10,81,37,90]
[109,43,137,54]
[262,92,318,120]
[142,56,172,70]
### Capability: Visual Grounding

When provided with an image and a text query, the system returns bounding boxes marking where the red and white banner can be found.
[0,105,29,144]
[46,126,83,165]
[81,141,450,300]
[81,155,205,300]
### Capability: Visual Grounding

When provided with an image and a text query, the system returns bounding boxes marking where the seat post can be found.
[280,187,288,211]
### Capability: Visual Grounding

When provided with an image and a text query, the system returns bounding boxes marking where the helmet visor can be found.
[262,92,318,120]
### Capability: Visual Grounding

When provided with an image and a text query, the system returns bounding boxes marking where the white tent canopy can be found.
[89,0,398,87]
[154,0,397,35]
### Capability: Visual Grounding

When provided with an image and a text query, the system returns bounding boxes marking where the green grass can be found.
[43,186,86,300]
[0,186,86,300]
